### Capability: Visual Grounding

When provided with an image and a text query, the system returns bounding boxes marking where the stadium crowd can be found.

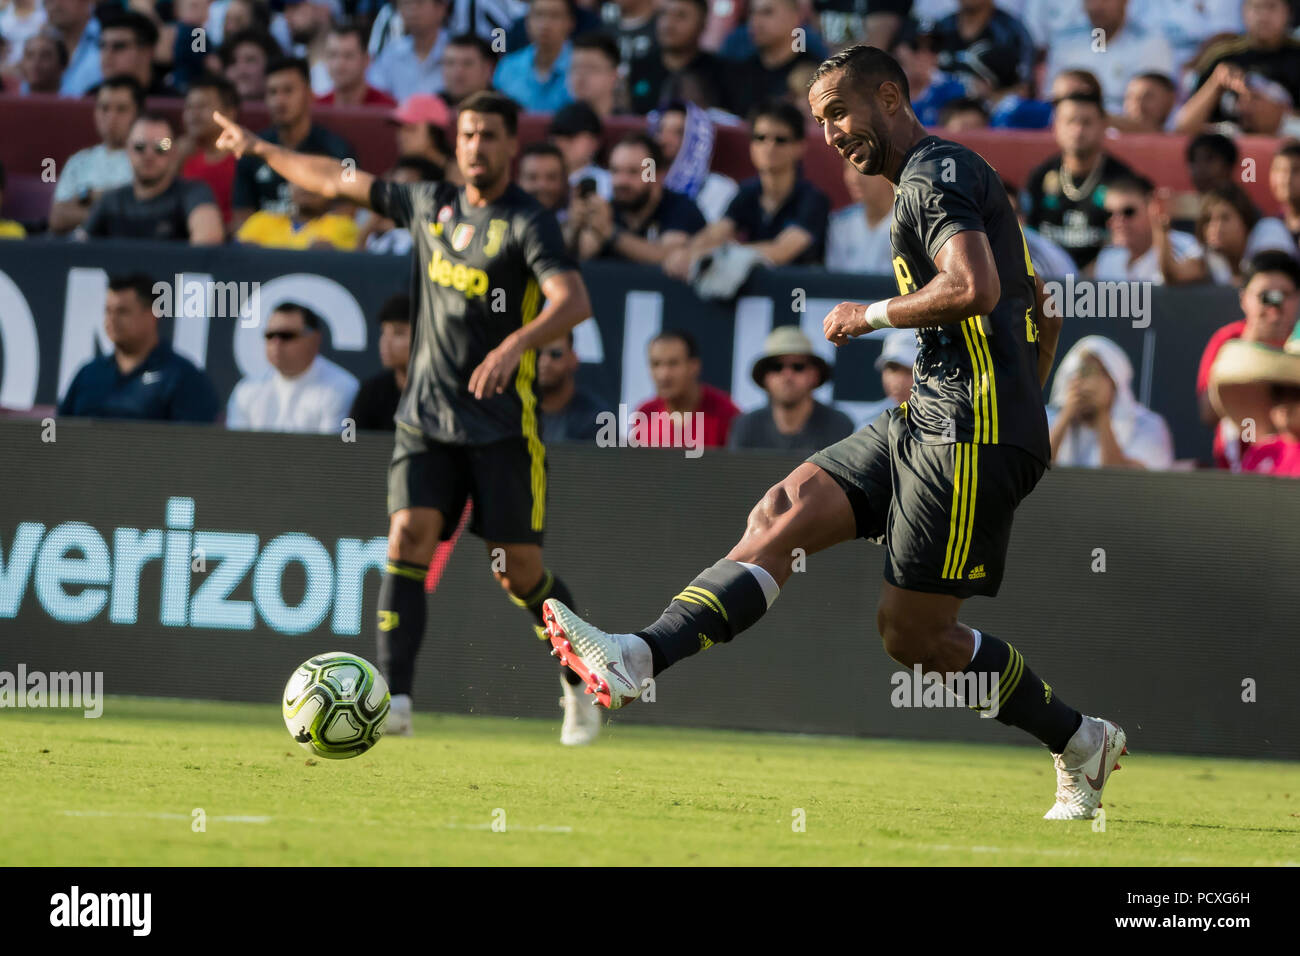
[3,0,1300,474]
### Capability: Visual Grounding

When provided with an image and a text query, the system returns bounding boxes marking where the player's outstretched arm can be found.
[467,270,593,400]
[212,111,376,209]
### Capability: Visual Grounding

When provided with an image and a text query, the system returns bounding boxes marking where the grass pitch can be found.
[3,697,1298,866]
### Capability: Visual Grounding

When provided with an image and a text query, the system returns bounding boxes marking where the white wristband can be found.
[864,300,893,331]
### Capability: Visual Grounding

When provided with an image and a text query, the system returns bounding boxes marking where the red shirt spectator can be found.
[182,151,237,225]
[636,384,740,449]
[316,87,397,107]
[1242,435,1300,477]
[1197,319,1247,468]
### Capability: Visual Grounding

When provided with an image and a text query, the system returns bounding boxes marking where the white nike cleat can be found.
[559,676,602,745]
[386,693,414,737]
[1043,715,1127,820]
[543,599,651,709]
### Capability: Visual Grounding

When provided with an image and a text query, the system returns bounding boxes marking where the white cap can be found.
[875,329,918,371]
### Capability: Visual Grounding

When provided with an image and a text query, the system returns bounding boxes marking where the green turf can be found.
[2,696,1298,866]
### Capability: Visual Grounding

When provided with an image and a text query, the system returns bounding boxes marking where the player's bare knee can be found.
[388,512,435,562]
[747,483,792,537]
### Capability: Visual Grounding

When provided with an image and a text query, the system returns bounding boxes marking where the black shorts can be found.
[807,408,1044,599]
[387,424,546,544]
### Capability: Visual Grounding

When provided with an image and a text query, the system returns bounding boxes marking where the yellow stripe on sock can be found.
[681,585,728,621]
[386,562,426,582]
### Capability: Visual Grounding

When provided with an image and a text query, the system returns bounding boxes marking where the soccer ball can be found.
[283,652,390,759]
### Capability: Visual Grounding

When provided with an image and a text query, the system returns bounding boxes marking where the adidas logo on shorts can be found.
[968,565,986,580]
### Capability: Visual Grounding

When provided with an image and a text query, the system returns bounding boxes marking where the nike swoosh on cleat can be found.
[604,660,634,691]
[1085,727,1110,791]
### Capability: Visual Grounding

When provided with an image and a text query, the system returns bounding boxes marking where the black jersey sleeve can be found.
[369,180,417,227]
[914,154,989,261]
[518,206,577,285]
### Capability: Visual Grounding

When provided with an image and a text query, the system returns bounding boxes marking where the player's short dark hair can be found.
[394,154,445,181]
[107,273,157,308]
[1242,249,1300,290]
[266,56,311,85]
[612,132,666,173]
[1053,90,1104,114]
[100,10,160,47]
[572,31,620,68]
[220,29,279,69]
[447,32,499,64]
[748,99,805,140]
[188,73,240,111]
[273,302,323,331]
[1106,173,1155,198]
[96,74,146,112]
[377,294,411,325]
[808,44,911,104]
[939,96,989,125]
[1186,132,1237,168]
[652,328,699,359]
[520,140,565,165]
[1131,71,1175,95]
[460,90,520,136]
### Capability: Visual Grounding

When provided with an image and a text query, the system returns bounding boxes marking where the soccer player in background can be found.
[546,46,1129,819]
[213,92,602,746]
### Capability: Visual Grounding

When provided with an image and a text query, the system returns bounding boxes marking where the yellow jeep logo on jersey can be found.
[428,246,490,298]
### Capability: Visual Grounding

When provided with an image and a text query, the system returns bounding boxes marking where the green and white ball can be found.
[283,652,390,759]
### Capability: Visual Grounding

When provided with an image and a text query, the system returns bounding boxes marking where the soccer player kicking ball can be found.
[214,93,605,746]
[546,47,1127,818]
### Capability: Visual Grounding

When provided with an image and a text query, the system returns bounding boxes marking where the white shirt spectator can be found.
[1047,335,1174,469]
[826,203,893,274]
[227,355,359,433]
[1021,0,1088,50]
[1045,19,1175,115]
[51,144,132,203]
[366,30,449,101]
[1243,217,1300,262]
[1,2,47,66]
[1140,0,1243,71]
[1023,224,1078,278]
[1093,229,1233,284]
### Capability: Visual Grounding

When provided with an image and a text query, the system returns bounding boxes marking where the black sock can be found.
[511,569,583,686]
[637,559,771,675]
[962,632,1082,753]
[376,560,428,696]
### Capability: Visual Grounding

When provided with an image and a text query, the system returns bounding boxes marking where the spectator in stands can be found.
[58,272,220,422]
[80,113,224,244]
[230,57,353,229]
[1233,347,1300,478]
[717,0,829,62]
[930,0,1034,100]
[282,0,332,95]
[0,161,27,239]
[1186,133,1238,197]
[158,0,214,95]
[538,330,608,442]
[1197,184,1299,286]
[938,95,990,131]
[367,0,450,101]
[349,293,410,431]
[891,18,964,128]
[236,182,360,249]
[1045,0,1174,116]
[98,10,175,97]
[518,141,569,214]
[729,0,821,120]
[493,0,574,112]
[1004,178,1077,278]
[1197,250,1300,468]
[220,0,273,43]
[1,0,46,70]
[359,155,443,253]
[48,74,140,235]
[827,156,893,275]
[626,0,729,115]
[221,29,280,103]
[664,100,831,277]
[1021,91,1134,270]
[227,302,360,434]
[1208,336,1300,477]
[440,32,497,107]
[1046,68,1103,109]
[1048,335,1174,470]
[567,30,622,118]
[599,0,658,73]
[1269,140,1300,246]
[573,132,706,263]
[179,74,240,229]
[1120,72,1177,133]
[318,22,397,107]
[390,94,455,182]
[729,326,853,451]
[636,329,740,448]
[16,31,65,94]
[848,329,916,428]
[47,0,100,96]
[1175,0,1300,137]
[549,101,611,200]
[648,100,739,223]
[1094,175,1231,285]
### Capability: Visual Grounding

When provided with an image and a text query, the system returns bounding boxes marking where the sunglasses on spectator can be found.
[1258,289,1293,307]
[751,133,794,145]
[1107,206,1139,220]
[770,360,810,373]
[265,330,305,342]
[130,140,172,155]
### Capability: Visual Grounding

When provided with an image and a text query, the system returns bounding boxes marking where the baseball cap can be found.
[390,94,452,128]
[875,329,918,371]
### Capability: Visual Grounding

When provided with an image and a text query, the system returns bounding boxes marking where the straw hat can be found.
[1208,338,1300,424]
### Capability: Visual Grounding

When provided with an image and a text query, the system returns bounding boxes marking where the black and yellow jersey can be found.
[369,179,576,445]
[889,135,1050,466]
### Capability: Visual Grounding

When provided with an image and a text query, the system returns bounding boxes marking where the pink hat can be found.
[390,94,451,127]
